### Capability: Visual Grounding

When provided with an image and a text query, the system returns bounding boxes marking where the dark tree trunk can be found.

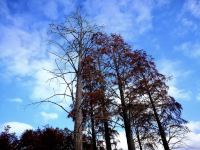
[148,92,170,150]
[90,105,97,150]
[136,128,143,150]
[97,57,112,150]
[119,88,135,150]
[117,74,135,150]
[112,55,135,150]
[101,91,112,150]
[104,121,112,150]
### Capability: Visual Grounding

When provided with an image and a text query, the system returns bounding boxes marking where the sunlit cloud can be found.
[0,122,33,136]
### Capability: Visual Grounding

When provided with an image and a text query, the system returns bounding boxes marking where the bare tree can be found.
[47,12,99,150]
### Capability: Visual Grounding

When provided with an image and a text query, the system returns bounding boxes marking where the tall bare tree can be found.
[49,12,99,150]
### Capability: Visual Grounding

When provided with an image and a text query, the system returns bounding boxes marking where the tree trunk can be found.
[74,60,83,150]
[101,91,112,150]
[97,57,112,150]
[136,127,143,150]
[90,104,97,150]
[104,121,112,150]
[117,75,135,150]
[112,55,135,150]
[120,95,135,150]
[148,92,170,150]
[112,64,135,149]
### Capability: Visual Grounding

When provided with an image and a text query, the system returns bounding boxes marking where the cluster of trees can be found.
[0,125,105,150]
[34,13,188,150]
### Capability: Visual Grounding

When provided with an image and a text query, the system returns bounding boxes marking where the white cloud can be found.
[187,121,200,132]
[168,86,191,101]
[178,121,200,150]
[0,23,62,104]
[83,0,170,40]
[0,122,33,136]
[0,0,76,104]
[116,131,128,150]
[30,60,57,100]
[157,59,192,101]
[197,92,200,101]
[181,132,200,150]
[181,17,198,30]
[40,111,58,122]
[0,0,65,103]
[174,0,199,36]
[0,25,48,77]
[183,0,200,19]
[174,42,200,59]
[10,98,23,103]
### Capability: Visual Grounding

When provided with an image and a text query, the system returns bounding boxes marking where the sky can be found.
[0,0,200,149]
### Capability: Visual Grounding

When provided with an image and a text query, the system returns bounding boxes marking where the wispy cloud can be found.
[174,42,200,58]
[40,111,58,122]
[28,0,76,20]
[157,59,192,101]
[172,0,200,37]
[187,121,200,132]
[197,90,200,101]
[183,0,200,19]
[9,98,23,103]
[168,86,191,101]
[83,0,170,40]
[0,24,49,77]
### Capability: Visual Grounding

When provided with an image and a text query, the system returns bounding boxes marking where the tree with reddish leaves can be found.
[91,33,188,150]
[31,12,188,149]
[92,32,136,150]
[128,101,158,150]
[127,50,188,150]
[81,50,118,150]
[81,55,101,150]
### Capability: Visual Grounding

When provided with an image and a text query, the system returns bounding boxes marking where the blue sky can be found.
[0,0,200,149]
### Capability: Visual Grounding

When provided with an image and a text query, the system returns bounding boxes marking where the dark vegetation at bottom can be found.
[0,126,106,150]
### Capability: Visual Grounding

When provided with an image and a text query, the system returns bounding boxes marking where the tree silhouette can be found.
[127,50,188,150]
[0,126,18,150]
[19,127,74,150]
[92,33,136,150]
